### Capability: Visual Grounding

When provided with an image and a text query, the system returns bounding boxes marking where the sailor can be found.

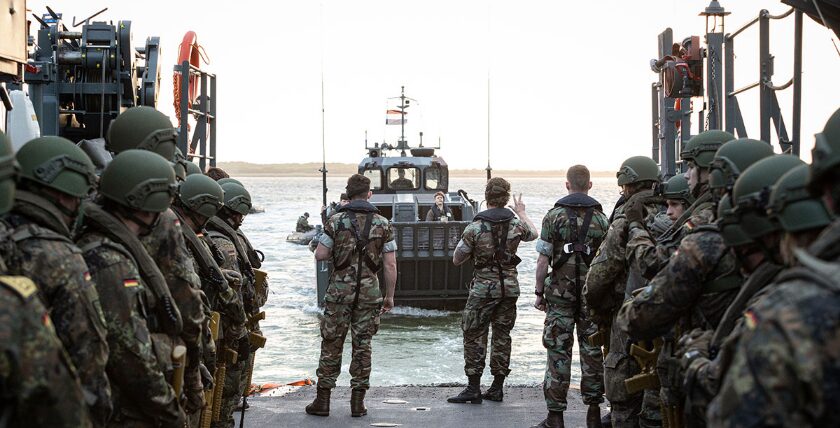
[390,168,414,189]
[708,107,840,426]
[582,156,661,428]
[297,212,314,232]
[426,191,453,221]
[447,177,538,405]
[532,165,608,428]
[75,150,186,427]
[307,173,397,417]
[3,136,112,425]
[0,130,92,428]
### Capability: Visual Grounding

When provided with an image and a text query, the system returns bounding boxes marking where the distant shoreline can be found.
[216,162,617,178]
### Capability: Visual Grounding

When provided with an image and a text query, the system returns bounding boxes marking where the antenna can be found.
[319,2,328,207]
[485,3,492,181]
[398,86,409,156]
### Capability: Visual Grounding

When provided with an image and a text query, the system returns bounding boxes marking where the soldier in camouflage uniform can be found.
[707,107,840,426]
[2,136,112,425]
[533,165,608,428]
[0,130,92,427]
[582,156,662,428]
[307,174,397,417]
[76,150,186,427]
[108,106,209,419]
[447,177,537,405]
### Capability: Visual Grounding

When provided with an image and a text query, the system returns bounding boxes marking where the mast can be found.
[398,85,409,156]
[486,74,492,181]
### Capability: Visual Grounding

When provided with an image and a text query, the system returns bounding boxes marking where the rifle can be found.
[171,345,188,397]
[211,347,238,423]
[246,311,265,331]
[199,312,220,428]
[238,332,266,428]
[624,338,662,394]
[587,324,610,355]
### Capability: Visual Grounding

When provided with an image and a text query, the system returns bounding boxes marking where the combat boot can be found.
[482,375,505,402]
[531,411,564,428]
[446,375,483,404]
[305,387,330,416]
[351,389,367,417]
[586,404,602,428]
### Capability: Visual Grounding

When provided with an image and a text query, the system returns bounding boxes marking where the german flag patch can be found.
[685,220,695,231]
[84,272,92,282]
[123,279,140,288]
[744,310,759,330]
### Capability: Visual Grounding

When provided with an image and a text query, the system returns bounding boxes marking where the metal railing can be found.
[175,60,217,170]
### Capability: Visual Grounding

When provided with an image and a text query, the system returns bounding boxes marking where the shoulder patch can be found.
[744,310,759,330]
[123,279,140,288]
[685,220,695,231]
[0,275,39,299]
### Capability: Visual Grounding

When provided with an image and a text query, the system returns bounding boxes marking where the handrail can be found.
[728,7,795,39]
[728,81,759,97]
[764,78,794,91]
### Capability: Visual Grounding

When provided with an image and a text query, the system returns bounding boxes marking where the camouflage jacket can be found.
[77,229,185,427]
[4,191,111,423]
[0,275,93,428]
[237,228,268,308]
[207,216,258,316]
[535,194,608,305]
[458,207,537,298]
[616,224,742,341]
[319,200,396,305]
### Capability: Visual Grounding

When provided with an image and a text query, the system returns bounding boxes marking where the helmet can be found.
[0,131,18,215]
[185,161,202,176]
[221,182,251,215]
[16,136,96,198]
[100,149,178,213]
[106,106,178,160]
[661,174,694,204]
[171,150,187,182]
[808,106,840,195]
[178,174,224,218]
[709,138,775,192]
[732,155,804,239]
[718,194,751,247]
[680,130,735,167]
[767,164,833,233]
[616,156,660,186]
[217,177,243,186]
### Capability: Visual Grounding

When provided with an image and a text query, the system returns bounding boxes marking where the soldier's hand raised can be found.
[508,193,526,215]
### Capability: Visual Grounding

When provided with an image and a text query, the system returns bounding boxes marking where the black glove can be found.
[624,189,655,226]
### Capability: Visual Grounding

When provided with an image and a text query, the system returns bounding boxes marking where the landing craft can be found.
[315,87,480,310]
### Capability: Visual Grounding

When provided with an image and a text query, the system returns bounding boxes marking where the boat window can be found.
[387,167,419,190]
[363,169,382,190]
[425,166,447,190]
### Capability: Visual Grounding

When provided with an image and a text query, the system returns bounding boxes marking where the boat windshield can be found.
[363,169,382,190]
[387,167,419,190]
[425,166,447,190]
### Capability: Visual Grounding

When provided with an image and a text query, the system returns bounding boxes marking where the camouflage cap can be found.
[346,174,371,199]
[485,177,510,205]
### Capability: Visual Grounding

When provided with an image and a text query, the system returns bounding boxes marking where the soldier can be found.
[532,165,608,428]
[447,177,537,405]
[297,212,314,232]
[707,107,840,426]
[75,150,186,427]
[3,136,112,425]
[661,175,694,223]
[582,155,661,428]
[108,106,208,419]
[307,174,397,417]
[206,182,255,427]
[0,130,92,427]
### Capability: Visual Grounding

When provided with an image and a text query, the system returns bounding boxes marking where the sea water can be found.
[240,176,622,387]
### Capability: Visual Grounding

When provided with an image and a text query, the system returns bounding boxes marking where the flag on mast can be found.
[386,109,407,125]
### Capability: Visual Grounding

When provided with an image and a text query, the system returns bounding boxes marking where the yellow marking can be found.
[123,279,140,288]
[0,276,38,299]
[744,310,758,330]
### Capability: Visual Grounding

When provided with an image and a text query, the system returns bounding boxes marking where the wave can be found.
[388,306,453,317]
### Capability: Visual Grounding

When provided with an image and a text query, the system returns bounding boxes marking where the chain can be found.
[705,48,717,131]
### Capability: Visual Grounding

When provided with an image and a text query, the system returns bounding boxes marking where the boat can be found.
[315,87,480,310]
[287,226,320,246]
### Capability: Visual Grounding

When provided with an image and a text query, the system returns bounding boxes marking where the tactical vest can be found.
[331,201,386,308]
[207,216,255,285]
[471,208,522,299]
[428,204,452,221]
[177,214,226,308]
[685,224,743,330]
[550,194,604,307]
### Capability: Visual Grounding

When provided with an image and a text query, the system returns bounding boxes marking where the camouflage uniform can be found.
[535,195,608,412]
[77,208,185,427]
[707,221,840,426]
[582,201,659,428]
[297,215,314,232]
[0,275,93,428]
[315,200,395,389]
[457,208,537,378]
[4,191,112,424]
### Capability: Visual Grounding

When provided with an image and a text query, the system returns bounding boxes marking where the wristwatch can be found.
[534,290,544,297]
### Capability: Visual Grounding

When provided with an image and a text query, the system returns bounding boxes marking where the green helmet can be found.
[106,106,178,160]
[661,174,694,204]
[680,130,735,168]
[709,138,775,192]
[185,161,202,176]
[16,136,96,198]
[732,155,804,239]
[178,174,224,218]
[217,177,243,186]
[0,131,18,215]
[100,149,177,213]
[767,164,833,233]
[220,182,251,216]
[616,156,660,186]
[171,150,187,182]
[808,106,840,195]
[718,194,751,247]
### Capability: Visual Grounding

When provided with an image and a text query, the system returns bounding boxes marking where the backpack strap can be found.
[349,212,374,309]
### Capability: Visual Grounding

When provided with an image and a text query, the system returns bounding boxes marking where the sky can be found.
[25,0,840,171]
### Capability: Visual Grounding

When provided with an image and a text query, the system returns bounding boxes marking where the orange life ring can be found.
[675,98,682,130]
[173,31,203,129]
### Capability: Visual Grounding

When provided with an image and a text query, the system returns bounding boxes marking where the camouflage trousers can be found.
[461,295,518,377]
[542,299,604,412]
[217,355,245,428]
[316,302,382,390]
